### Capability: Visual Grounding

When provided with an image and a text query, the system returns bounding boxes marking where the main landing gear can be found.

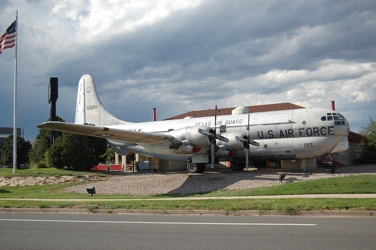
[187,161,206,173]
[230,161,245,171]
[324,164,335,174]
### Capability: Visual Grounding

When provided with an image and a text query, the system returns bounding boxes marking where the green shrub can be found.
[33,162,49,169]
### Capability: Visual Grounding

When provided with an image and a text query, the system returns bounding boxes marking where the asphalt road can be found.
[0,213,375,250]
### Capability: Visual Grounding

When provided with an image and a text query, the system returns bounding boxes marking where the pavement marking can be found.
[0,218,317,226]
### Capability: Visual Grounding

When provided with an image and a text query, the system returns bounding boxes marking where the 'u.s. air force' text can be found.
[252,126,335,139]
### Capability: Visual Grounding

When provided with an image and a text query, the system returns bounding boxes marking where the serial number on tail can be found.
[86,105,98,110]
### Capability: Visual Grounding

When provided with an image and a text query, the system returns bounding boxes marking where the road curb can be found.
[0,208,374,216]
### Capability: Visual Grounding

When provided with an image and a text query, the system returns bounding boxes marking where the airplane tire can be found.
[230,162,245,171]
[187,162,198,173]
[197,163,206,173]
[187,163,205,173]
[324,166,331,174]
[324,165,335,174]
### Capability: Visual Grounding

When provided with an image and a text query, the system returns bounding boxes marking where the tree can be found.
[87,137,108,166]
[32,116,109,171]
[0,135,32,168]
[358,117,376,163]
[29,128,50,165]
[45,133,91,170]
[44,133,108,171]
[30,116,65,165]
[101,147,115,162]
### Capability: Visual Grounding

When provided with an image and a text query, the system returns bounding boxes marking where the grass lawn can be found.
[1,168,375,212]
[0,167,109,178]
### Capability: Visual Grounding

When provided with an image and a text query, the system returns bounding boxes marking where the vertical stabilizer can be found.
[74,74,129,126]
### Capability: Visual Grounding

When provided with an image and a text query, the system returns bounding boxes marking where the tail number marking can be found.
[87,105,98,110]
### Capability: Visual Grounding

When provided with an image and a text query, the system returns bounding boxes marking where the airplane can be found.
[38,74,350,173]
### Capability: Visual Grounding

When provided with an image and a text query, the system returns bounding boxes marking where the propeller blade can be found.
[249,139,260,146]
[198,128,212,137]
[235,136,248,143]
[211,139,215,168]
[245,147,249,169]
[215,134,229,142]
[211,105,218,168]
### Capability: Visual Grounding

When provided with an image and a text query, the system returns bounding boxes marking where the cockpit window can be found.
[323,112,348,126]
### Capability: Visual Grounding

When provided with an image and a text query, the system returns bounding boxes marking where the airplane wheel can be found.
[324,166,331,174]
[324,166,335,174]
[197,163,206,173]
[187,162,205,173]
[230,162,245,171]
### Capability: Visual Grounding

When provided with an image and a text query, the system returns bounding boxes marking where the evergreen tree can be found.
[87,137,108,167]
[33,117,109,170]
[0,135,32,168]
[44,133,108,171]
[30,116,65,165]
[29,128,50,165]
[44,135,65,169]
[45,133,91,170]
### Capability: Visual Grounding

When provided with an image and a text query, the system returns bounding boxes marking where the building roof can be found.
[165,102,305,120]
[348,131,363,142]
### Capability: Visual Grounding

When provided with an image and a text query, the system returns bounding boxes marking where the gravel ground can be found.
[65,164,376,196]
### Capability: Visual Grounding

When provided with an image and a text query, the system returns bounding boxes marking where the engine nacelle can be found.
[169,126,212,147]
[217,133,247,151]
[172,144,201,154]
[215,148,235,157]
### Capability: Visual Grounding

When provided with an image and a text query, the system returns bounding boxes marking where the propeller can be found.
[198,105,229,168]
[235,112,259,169]
[245,112,250,169]
[211,105,218,168]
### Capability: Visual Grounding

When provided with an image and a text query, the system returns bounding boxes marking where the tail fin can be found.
[75,74,129,126]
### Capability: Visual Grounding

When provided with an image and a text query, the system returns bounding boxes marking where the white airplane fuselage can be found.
[38,74,350,172]
[106,108,349,162]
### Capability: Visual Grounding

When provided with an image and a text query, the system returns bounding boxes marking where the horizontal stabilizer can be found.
[37,121,175,144]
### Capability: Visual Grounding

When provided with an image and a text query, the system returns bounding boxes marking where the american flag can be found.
[0,20,17,54]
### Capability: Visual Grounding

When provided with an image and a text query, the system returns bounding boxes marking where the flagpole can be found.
[12,10,18,174]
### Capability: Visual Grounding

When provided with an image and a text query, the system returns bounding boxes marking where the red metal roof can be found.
[347,131,363,142]
[165,102,305,120]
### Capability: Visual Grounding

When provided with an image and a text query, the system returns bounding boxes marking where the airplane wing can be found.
[37,121,175,143]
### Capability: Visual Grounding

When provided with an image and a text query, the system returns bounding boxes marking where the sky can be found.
[1,0,375,142]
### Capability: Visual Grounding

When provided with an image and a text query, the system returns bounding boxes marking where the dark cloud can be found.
[0,0,375,141]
